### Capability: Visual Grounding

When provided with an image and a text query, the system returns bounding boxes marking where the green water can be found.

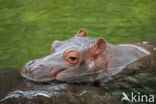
[0,0,156,68]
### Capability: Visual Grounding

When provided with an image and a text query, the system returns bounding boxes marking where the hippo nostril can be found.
[27,60,35,66]
[25,60,35,71]
[39,64,44,67]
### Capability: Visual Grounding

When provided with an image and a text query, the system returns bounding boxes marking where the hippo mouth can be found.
[21,67,66,83]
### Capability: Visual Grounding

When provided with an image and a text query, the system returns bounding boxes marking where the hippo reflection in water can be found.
[21,29,150,83]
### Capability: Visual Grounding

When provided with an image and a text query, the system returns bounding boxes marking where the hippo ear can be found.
[75,29,87,37]
[90,38,106,56]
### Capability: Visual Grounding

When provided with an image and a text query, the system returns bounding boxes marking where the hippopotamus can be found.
[21,29,150,83]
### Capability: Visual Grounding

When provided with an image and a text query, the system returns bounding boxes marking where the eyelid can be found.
[64,49,82,66]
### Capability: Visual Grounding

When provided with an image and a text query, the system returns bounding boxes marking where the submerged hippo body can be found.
[21,29,150,83]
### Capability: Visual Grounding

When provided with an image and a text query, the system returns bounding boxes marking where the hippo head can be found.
[21,29,110,83]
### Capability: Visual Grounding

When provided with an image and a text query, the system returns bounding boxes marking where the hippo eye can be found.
[64,50,81,66]
[70,56,77,61]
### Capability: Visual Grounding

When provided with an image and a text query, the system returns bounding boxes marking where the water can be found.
[0,42,155,104]
[0,0,156,68]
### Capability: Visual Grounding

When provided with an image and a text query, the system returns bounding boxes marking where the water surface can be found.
[0,44,155,104]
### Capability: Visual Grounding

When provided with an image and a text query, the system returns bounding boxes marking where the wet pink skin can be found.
[21,29,149,83]
[56,72,64,80]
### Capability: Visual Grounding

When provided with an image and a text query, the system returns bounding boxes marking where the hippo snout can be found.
[21,59,60,82]
[24,60,46,73]
[24,60,35,72]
